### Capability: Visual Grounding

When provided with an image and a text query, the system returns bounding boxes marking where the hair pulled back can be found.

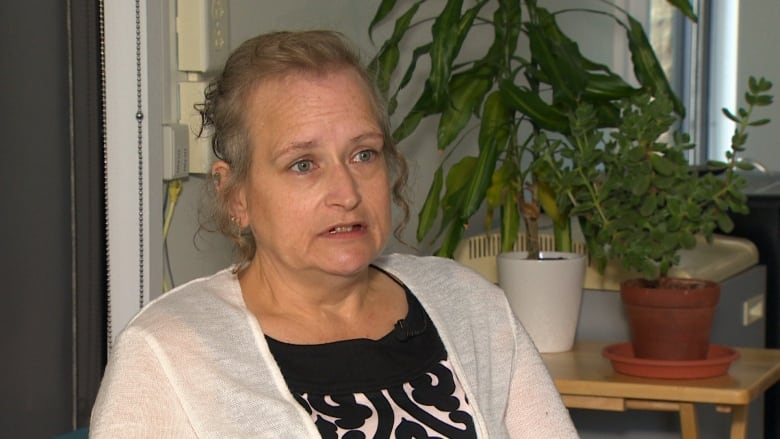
[198,30,409,270]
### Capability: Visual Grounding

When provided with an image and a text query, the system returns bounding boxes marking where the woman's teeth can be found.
[330,225,356,234]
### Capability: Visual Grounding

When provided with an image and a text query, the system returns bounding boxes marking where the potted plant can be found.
[546,79,774,361]
[368,0,696,352]
[368,0,696,257]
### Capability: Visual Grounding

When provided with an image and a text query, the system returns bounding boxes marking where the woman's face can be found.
[235,68,392,278]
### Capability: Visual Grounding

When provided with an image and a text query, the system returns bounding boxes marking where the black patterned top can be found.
[266,289,477,438]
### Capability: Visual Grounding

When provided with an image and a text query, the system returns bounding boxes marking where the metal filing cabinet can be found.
[730,171,780,438]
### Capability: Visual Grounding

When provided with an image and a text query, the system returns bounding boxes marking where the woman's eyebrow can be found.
[272,141,316,161]
[350,132,384,145]
[272,132,383,161]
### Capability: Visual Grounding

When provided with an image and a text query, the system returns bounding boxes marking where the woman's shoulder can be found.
[374,253,507,311]
[121,267,244,336]
[375,253,496,287]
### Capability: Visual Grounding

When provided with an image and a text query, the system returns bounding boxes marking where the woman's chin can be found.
[316,249,379,276]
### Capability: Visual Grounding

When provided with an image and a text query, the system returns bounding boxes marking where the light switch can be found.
[743,294,765,326]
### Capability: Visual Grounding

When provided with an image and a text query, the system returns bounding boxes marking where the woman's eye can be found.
[290,160,314,173]
[354,150,376,163]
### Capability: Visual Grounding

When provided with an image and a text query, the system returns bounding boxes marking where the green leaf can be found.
[432,162,475,244]
[631,174,651,196]
[583,72,641,101]
[500,81,569,132]
[681,233,697,249]
[437,66,494,150]
[479,90,512,149]
[749,76,773,93]
[626,145,646,162]
[731,131,748,147]
[491,0,522,63]
[368,2,422,94]
[369,0,398,42]
[443,156,479,204]
[755,95,774,106]
[716,213,735,233]
[456,1,489,47]
[650,154,675,175]
[428,0,466,107]
[372,45,399,98]
[487,162,514,208]
[736,161,755,171]
[416,166,444,242]
[387,43,431,104]
[527,8,588,105]
[749,75,761,92]
[460,102,504,218]
[593,102,622,128]
[392,107,425,143]
[391,80,442,143]
[748,118,771,127]
[627,17,684,116]
[665,0,698,23]
[639,193,656,216]
[537,178,564,226]
[435,220,465,257]
[721,108,739,123]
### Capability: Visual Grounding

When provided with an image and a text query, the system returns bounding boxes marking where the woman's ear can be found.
[211,160,249,227]
[211,160,231,192]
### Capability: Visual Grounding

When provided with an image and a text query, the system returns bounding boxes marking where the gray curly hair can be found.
[197,30,409,271]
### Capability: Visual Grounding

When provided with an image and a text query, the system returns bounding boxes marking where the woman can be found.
[90,30,578,438]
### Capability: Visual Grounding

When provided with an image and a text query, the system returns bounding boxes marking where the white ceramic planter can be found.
[497,251,586,353]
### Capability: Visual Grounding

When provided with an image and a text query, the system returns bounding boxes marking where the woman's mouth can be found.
[329,224,363,234]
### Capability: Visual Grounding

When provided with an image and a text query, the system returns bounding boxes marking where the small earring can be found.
[230,216,245,236]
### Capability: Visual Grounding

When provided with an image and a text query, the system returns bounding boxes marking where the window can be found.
[648,0,739,164]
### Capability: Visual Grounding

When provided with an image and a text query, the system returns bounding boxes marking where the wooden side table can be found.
[541,340,780,439]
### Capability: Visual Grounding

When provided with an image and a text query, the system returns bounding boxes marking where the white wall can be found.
[229,0,377,51]
[737,0,780,171]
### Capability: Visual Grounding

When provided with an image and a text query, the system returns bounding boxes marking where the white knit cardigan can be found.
[90,253,579,438]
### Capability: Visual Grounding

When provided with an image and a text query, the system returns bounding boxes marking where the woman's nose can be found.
[324,163,361,209]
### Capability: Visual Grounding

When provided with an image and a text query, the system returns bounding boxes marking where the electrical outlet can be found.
[163,124,190,180]
[742,294,765,326]
[176,0,230,73]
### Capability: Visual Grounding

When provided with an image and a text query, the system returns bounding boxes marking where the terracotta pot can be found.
[620,277,720,361]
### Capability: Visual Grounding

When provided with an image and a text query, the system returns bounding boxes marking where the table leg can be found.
[729,405,748,439]
[678,403,698,439]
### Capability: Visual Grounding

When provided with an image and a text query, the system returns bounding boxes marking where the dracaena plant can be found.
[369,0,697,258]
[538,77,772,281]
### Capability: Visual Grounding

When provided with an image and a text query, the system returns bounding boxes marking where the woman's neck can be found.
[238,260,407,344]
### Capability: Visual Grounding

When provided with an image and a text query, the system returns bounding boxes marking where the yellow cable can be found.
[163,179,184,292]
[163,179,183,240]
